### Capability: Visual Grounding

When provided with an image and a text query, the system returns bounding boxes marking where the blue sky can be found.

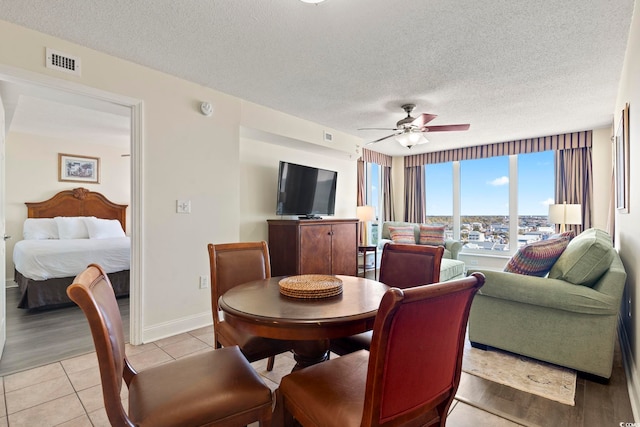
[425,151,555,216]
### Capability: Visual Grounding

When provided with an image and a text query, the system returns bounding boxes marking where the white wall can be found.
[0,19,360,342]
[615,0,640,418]
[5,132,130,279]
[239,137,357,242]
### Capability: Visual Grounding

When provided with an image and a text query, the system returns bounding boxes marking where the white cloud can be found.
[542,198,555,206]
[488,176,509,186]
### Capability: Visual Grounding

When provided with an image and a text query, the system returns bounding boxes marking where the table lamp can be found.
[548,202,582,233]
[357,205,376,246]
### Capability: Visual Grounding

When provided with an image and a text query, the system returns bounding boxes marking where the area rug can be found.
[461,340,577,406]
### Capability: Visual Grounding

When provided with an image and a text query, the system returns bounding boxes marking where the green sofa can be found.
[467,228,626,380]
[379,221,465,281]
[379,221,462,259]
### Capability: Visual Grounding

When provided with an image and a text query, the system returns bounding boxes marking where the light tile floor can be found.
[0,325,524,426]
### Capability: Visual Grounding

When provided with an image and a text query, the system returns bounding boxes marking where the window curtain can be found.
[555,146,593,235]
[361,148,394,221]
[381,166,395,221]
[404,165,425,223]
[405,131,592,166]
[357,159,365,206]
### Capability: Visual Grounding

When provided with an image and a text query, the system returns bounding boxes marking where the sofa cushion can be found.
[548,228,614,287]
[503,235,571,277]
[419,225,445,246]
[440,259,465,281]
[388,226,416,244]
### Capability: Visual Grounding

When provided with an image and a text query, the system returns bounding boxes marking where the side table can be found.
[358,245,377,279]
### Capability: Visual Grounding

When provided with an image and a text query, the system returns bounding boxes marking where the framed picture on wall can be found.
[58,153,100,184]
[615,103,630,213]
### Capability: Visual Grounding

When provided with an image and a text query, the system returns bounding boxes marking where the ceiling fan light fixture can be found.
[396,130,428,148]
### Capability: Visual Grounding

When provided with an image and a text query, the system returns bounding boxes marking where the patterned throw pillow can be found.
[504,236,571,277]
[419,225,445,246]
[389,226,416,244]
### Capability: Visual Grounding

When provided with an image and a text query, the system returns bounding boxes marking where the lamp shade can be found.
[356,205,375,222]
[395,130,428,148]
[548,202,582,232]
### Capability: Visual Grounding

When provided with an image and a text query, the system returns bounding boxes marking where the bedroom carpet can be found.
[0,287,130,376]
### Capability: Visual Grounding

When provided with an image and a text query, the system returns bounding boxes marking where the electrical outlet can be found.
[199,275,209,289]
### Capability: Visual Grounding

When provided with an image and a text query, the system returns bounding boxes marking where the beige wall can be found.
[5,132,130,278]
[0,19,360,342]
[239,137,357,243]
[615,0,640,417]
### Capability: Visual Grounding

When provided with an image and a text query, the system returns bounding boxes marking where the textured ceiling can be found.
[0,0,634,156]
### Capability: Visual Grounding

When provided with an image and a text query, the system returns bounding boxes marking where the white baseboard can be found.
[619,317,639,422]
[142,311,212,344]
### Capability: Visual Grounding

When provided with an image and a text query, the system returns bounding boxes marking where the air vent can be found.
[46,48,81,76]
[323,131,333,142]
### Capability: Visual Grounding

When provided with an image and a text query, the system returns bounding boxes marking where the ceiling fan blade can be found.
[358,127,398,131]
[365,132,401,145]
[411,113,438,128]
[422,124,470,132]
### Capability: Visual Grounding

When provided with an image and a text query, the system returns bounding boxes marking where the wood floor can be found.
[0,287,129,376]
[0,285,634,426]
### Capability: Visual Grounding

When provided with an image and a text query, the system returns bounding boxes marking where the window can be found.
[424,150,554,255]
[425,162,453,239]
[461,156,510,252]
[517,150,555,247]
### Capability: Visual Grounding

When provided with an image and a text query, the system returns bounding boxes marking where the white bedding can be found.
[13,237,131,281]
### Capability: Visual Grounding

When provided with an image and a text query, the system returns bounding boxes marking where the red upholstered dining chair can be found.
[330,242,445,355]
[278,273,485,427]
[67,264,272,427]
[208,241,292,371]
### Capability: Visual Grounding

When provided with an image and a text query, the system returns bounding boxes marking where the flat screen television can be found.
[276,161,337,219]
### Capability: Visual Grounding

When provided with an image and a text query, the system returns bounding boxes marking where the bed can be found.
[13,187,130,309]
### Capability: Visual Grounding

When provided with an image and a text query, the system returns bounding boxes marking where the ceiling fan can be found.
[361,104,470,148]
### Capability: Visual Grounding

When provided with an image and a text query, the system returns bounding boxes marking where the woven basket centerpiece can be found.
[279,275,343,299]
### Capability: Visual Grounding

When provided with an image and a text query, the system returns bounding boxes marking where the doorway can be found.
[0,66,142,372]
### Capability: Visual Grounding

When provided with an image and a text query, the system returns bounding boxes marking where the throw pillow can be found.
[504,235,571,277]
[419,225,445,246]
[389,226,416,244]
[548,228,614,287]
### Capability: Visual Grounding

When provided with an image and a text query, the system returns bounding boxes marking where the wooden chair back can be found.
[67,264,135,426]
[378,243,444,288]
[208,241,271,327]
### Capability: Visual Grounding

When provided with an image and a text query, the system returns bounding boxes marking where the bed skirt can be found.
[14,270,130,310]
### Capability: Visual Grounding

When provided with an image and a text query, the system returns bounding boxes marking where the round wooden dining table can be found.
[219,275,389,370]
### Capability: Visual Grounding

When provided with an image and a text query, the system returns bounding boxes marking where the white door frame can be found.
[0,63,144,344]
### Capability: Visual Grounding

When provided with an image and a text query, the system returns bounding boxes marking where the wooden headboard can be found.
[25,187,128,231]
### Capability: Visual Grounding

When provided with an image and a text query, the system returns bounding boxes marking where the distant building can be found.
[468,231,485,242]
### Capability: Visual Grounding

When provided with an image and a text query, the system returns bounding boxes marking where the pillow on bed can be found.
[85,217,126,239]
[55,216,91,239]
[23,218,59,240]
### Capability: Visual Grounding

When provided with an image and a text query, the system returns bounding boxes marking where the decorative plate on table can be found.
[279,275,343,299]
